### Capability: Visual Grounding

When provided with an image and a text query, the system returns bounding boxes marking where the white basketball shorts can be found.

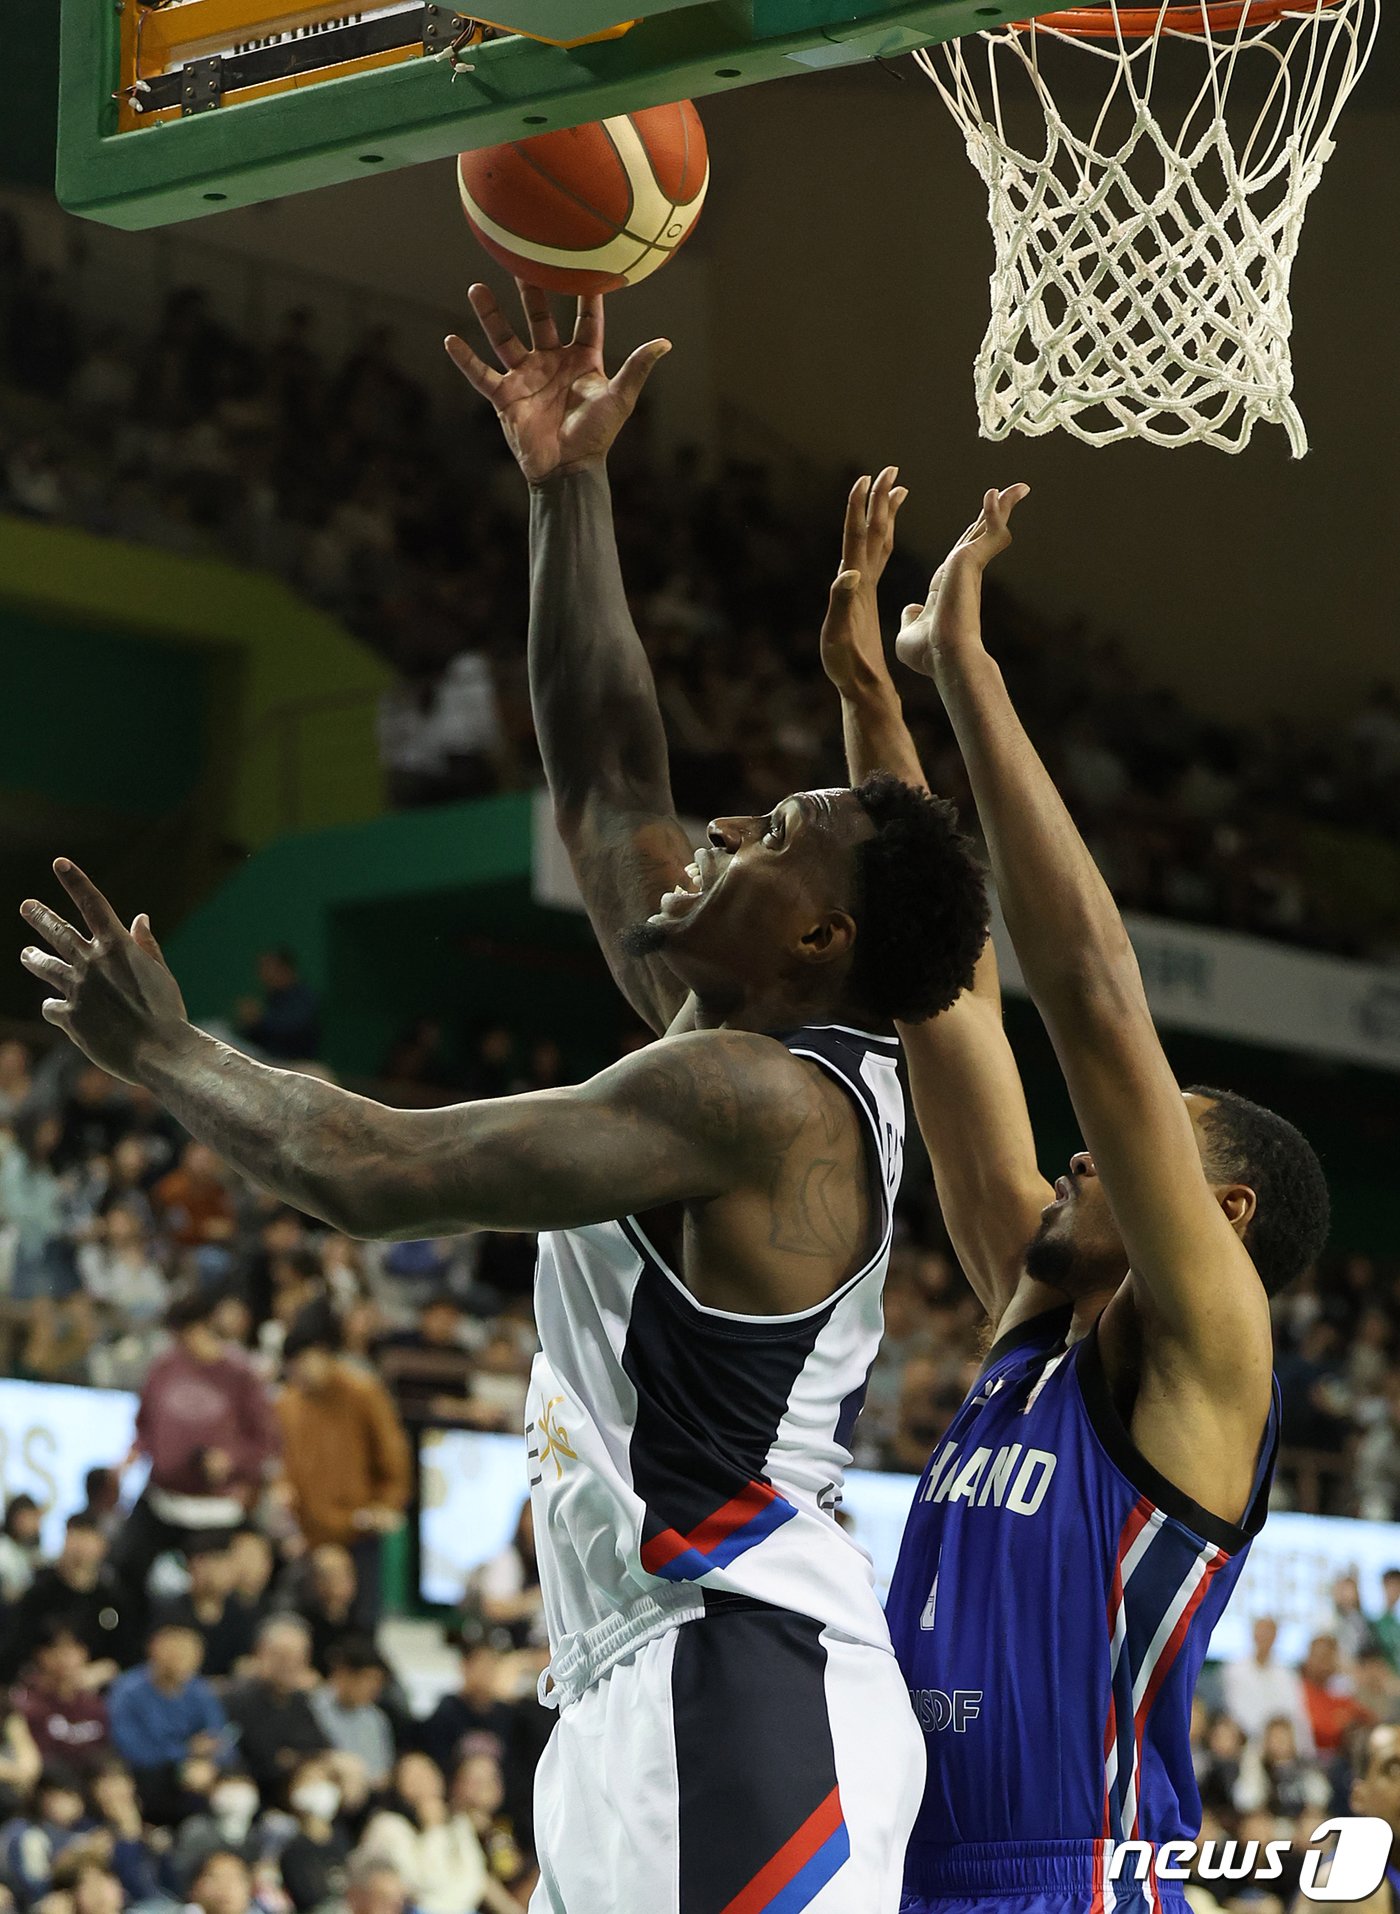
[528,1596,925,1914]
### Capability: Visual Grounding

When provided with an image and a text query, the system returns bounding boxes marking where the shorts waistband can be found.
[904,1839,1187,1898]
[540,1589,705,1712]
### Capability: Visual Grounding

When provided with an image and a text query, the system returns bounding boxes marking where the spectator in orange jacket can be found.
[277,1300,411,1630]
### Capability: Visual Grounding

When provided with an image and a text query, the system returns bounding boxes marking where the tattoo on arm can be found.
[528,466,691,1032]
[136,1024,830,1243]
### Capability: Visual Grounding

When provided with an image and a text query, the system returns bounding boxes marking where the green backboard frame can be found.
[57,0,1018,229]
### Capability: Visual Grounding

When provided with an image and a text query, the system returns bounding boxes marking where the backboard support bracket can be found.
[58,0,1032,229]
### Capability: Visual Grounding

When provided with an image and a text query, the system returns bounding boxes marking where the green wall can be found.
[0,514,391,1024]
[163,794,627,1082]
[0,515,390,850]
[0,606,209,814]
[0,0,59,188]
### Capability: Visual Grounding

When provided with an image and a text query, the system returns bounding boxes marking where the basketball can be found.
[456,101,708,297]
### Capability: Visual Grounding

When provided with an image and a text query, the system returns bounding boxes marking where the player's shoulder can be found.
[621,1026,855,1147]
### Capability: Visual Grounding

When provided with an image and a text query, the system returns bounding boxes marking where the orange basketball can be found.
[457,101,709,296]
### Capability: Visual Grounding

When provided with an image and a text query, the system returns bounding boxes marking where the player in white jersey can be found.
[19,290,987,1914]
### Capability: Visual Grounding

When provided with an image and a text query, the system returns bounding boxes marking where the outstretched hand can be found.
[895,484,1029,681]
[20,861,189,1084]
[819,466,910,701]
[445,280,670,485]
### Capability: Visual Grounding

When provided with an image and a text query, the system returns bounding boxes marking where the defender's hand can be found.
[896,484,1029,682]
[819,467,909,701]
[445,280,670,485]
[20,861,190,1084]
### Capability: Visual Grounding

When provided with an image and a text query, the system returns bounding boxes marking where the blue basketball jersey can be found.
[886,1306,1279,1912]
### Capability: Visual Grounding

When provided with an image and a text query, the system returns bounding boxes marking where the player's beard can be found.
[1023,1222,1077,1287]
[621,919,669,958]
[1023,1215,1123,1295]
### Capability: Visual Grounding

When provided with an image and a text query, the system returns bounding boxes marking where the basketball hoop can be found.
[915,0,1379,454]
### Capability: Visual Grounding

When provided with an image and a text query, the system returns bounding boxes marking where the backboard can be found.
[57,0,1031,229]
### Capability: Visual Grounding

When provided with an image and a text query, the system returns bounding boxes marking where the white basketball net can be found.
[916,0,1378,453]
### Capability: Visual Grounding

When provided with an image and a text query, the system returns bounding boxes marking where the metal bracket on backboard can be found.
[180,54,225,113]
[58,0,1053,231]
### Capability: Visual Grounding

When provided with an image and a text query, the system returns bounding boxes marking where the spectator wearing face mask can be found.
[276,1755,349,1913]
[172,1776,263,1881]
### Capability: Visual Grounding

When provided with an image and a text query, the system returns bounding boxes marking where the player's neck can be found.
[691,982,887,1037]
[1066,1282,1122,1344]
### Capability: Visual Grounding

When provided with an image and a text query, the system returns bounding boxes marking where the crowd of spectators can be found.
[1151,1598,1400,1912]
[3,207,1400,961]
[0,1019,554,1912]
[0,1483,547,1914]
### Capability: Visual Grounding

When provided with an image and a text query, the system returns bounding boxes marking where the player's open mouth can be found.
[659,851,713,916]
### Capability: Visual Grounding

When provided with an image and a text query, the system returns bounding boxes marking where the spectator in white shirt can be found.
[359,1751,509,1914]
[1222,1616,1316,1755]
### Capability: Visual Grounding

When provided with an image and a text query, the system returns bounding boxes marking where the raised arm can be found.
[896,492,1272,1501]
[819,473,1052,1323]
[447,284,693,1034]
[19,863,784,1239]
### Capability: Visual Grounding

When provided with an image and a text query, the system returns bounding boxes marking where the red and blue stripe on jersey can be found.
[618,1023,899,1599]
[640,1478,797,1581]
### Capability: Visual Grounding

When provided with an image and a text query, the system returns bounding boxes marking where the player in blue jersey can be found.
[820,472,1330,1914]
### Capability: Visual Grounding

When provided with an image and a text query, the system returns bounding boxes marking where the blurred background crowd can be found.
[4,211,1400,962]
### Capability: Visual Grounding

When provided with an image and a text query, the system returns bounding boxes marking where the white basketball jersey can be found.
[527,1023,905,1659]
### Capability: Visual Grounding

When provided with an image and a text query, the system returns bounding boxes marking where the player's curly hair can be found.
[851,772,988,1024]
[1185,1084,1330,1295]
